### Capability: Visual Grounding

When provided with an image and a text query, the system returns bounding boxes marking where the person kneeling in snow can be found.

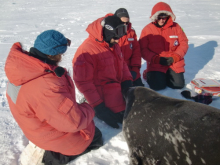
[139,2,189,90]
[5,30,103,165]
[114,8,144,87]
[72,15,133,129]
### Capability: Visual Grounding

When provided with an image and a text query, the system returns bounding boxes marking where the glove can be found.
[159,57,174,66]
[130,71,137,80]
[116,110,125,123]
[121,80,133,98]
[133,77,144,87]
[181,90,212,105]
[160,52,182,63]
[94,102,122,128]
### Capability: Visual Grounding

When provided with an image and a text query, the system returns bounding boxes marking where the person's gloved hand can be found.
[159,57,174,66]
[130,71,137,80]
[133,77,144,87]
[94,102,122,128]
[121,80,133,98]
[115,110,125,124]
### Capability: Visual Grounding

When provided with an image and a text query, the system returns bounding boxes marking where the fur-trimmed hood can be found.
[150,2,176,22]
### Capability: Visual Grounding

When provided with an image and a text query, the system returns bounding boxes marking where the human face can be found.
[157,16,169,26]
[120,17,129,25]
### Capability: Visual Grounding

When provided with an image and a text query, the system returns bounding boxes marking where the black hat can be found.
[103,15,124,44]
[104,15,123,29]
[114,8,129,18]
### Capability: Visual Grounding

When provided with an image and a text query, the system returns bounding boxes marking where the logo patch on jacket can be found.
[169,35,178,38]
[174,40,179,46]
[128,38,134,41]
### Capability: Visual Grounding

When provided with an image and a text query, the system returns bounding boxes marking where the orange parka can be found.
[139,2,188,77]
[72,15,132,113]
[5,43,95,156]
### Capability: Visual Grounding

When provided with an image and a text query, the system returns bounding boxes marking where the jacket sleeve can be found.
[122,60,133,82]
[36,82,95,133]
[139,26,157,63]
[130,32,142,75]
[173,23,189,58]
[73,53,103,107]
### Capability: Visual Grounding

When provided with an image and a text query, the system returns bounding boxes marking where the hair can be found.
[46,54,62,65]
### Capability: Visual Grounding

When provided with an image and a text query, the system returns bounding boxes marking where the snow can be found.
[0,0,220,164]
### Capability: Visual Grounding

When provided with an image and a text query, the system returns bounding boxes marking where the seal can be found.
[123,87,220,165]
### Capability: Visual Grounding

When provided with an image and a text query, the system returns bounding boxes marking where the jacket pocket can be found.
[102,83,125,111]
[58,97,73,114]
[80,129,91,140]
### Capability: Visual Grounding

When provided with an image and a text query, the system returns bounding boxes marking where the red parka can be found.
[118,22,142,81]
[139,2,188,77]
[5,43,95,156]
[72,15,132,113]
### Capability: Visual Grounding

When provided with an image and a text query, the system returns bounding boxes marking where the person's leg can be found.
[84,126,103,151]
[133,77,144,87]
[42,151,69,165]
[166,68,185,89]
[146,71,166,90]
[42,127,103,165]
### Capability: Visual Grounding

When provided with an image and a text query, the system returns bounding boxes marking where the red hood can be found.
[150,2,176,22]
[5,42,55,86]
[86,15,109,42]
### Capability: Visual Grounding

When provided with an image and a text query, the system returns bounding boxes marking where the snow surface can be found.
[0,0,220,164]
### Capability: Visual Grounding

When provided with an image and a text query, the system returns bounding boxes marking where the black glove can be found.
[133,77,144,87]
[159,57,174,66]
[115,110,125,124]
[181,90,212,105]
[94,102,122,128]
[121,80,133,98]
[130,71,137,80]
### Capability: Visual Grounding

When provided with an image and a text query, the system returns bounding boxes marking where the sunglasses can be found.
[122,22,129,25]
[105,24,127,40]
[115,24,127,38]
[157,16,169,20]
[53,38,71,49]
[113,36,120,40]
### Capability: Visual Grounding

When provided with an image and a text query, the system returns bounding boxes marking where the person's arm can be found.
[139,26,158,63]
[174,24,189,57]
[36,82,95,133]
[73,53,103,107]
[170,23,189,62]
[121,60,133,97]
[130,32,142,80]
[122,59,133,82]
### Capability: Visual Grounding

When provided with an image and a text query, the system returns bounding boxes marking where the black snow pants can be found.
[146,68,185,91]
